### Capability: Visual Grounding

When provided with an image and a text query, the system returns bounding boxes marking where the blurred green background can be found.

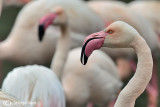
[0,0,160,107]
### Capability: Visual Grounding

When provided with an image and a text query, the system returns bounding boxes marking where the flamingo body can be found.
[2,65,65,107]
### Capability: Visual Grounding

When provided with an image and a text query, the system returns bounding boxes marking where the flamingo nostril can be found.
[93,35,99,37]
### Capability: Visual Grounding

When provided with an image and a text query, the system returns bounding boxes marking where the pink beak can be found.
[81,31,108,65]
[38,13,57,41]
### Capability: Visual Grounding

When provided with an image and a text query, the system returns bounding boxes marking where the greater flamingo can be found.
[1,4,104,107]
[38,9,122,107]
[0,0,103,65]
[87,2,159,106]
[81,21,153,107]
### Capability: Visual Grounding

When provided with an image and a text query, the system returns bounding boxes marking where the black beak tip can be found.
[38,25,45,41]
[82,59,87,65]
[80,37,103,65]
[80,51,88,65]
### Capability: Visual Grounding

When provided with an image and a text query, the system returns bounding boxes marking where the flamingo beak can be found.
[81,31,108,65]
[38,25,45,41]
[38,13,57,41]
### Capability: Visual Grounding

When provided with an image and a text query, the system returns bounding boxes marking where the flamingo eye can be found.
[107,30,113,34]
[104,29,113,34]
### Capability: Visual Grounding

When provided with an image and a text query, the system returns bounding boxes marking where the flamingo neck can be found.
[0,41,11,60]
[51,25,71,80]
[114,36,153,107]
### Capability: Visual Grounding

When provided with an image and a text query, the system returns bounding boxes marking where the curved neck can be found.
[0,40,11,60]
[51,25,71,80]
[114,36,153,107]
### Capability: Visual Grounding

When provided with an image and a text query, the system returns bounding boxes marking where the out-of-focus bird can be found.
[1,4,104,106]
[64,48,122,107]
[129,1,160,37]
[0,0,103,65]
[81,21,153,107]
[39,10,122,107]
[2,65,65,107]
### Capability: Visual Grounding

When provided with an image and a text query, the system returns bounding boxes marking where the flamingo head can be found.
[81,21,139,65]
[38,6,66,41]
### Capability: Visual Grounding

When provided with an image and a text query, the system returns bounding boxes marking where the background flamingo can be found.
[2,65,65,107]
[129,1,160,37]
[0,0,104,65]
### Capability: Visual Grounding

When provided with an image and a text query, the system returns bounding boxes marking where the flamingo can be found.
[2,65,65,107]
[38,8,122,107]
[0,0,104,65]
[81,21,153,107]
[1,9,120,107]
[87,1,159,106]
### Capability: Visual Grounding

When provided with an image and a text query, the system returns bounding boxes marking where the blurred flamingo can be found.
[2,65,66,107]
[0,0,104,65]
[129,1,160,38]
